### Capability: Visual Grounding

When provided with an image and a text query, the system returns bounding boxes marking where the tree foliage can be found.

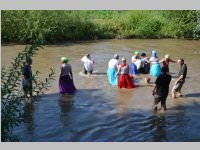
[1,41,56,141]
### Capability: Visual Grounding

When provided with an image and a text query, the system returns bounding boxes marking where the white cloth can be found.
[61,64,71,76]
[134,59,142,70]
[131,55,137,63]
[81,56,94,72]
[108,58,119,69]
[149,57,159,64]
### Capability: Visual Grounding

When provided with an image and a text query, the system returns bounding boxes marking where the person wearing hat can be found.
[107,54,120,86]
[130,50,141,76]
[115,57,135,89]
[81,53,95,75]
[152,67,172,112]
[149,50,161,77]
[145,50,161,84]
[159,54,176,73]
[131,51,140,62]
[59,57,76,94]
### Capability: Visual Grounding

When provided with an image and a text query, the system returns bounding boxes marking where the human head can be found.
[178,58,184,65]
[86,54,90,58]
[141,53,146,58]
[121,57,126,63]
[161,67,168,74]
[164,54,170,59]
[114,54,119,60]
[134,51,139,56]
[60,57,69,63]
[151,50,157,57]
[26,57,32,65]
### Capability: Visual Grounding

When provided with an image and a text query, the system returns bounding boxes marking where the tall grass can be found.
[1,10,199,43]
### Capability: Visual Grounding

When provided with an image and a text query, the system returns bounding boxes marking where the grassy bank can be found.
[1,10,200,43]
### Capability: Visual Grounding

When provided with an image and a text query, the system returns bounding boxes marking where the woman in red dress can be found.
[115,57,135,89]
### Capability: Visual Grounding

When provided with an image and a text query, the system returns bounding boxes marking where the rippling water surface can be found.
[2,39,200,141]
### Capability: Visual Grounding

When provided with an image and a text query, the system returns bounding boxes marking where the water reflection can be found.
[58,94,74,126]
[23,101,34,134]
[115,89,134,114]
[151,114,167,142]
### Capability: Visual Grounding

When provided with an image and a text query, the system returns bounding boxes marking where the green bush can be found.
[1,10,199,43]
[1,41,56,141]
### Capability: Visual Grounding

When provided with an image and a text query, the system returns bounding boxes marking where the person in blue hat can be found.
[149,50,161,77]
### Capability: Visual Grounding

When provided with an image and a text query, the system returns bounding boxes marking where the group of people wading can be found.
[21,50,187,112]
[106,50,187,112]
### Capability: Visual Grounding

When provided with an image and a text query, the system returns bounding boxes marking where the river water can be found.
[2,39,200,142]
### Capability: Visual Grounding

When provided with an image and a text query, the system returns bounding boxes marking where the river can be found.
[1,39,200,141]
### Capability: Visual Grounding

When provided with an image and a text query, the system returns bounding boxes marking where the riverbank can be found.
[2,10,200,44]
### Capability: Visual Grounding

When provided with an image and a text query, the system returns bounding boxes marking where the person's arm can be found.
[152,85,157,96]
[91,56,95,64]
[115,66,121,78]
[175,75,183,84]
[159,58,164,64]
[69,67,73,80]
[81,56,86,62]
[153,77,160,95]
[169,58,177,63]
[59,67,63,83]
[145,57,150,63]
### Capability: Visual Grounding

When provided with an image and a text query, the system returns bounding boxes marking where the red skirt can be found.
[118,74,135,89]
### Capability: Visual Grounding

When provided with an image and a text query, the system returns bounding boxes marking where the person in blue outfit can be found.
[145,50,161,83]
[22,57,33,99]
[107,54,119,86]
[149,50,161,77]
[129,62,138,79]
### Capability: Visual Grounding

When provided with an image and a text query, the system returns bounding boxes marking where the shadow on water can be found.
[92,72,107,75]
[184,92,200,98]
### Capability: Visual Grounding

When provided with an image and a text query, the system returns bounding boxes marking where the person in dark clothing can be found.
[172,58,187,99]
[152,67,172,112]
[139,52,150,74]
[22,57,33,99]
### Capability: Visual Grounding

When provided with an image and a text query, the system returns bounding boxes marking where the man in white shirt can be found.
[81,54,95,74]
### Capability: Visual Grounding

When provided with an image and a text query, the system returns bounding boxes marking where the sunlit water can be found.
[2,39,200,141]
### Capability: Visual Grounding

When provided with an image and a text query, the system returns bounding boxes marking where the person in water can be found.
[152,67,172,112]
[172,58,187,99]
[159,54,176,73]
[107,54,120,86]
[132,51,142,73]
[145,50,161,83]
[22,57,33,99]
[81,53,95,75]
[149,50,161,77]
[131,51,140,63]
[116,57,135,89]
[139,52,150,74]
[59,57,76,94]
[129,51,140,77]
